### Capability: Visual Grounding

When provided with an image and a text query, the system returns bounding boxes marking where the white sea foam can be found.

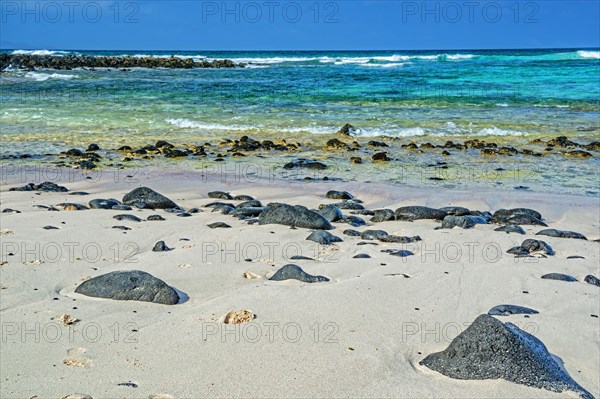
[165,118,257,131]
[478,126,526,136]
[12,49,72,56]
[577,50,600,59]
[24,72,79,81]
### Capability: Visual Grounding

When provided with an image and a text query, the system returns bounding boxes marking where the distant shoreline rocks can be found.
[0,54,244,71]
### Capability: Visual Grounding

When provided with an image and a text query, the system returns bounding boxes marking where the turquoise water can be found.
[1,48,599,150]
[0,49,599,195]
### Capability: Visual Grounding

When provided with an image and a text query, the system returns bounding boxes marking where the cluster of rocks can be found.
[0,54,242,71]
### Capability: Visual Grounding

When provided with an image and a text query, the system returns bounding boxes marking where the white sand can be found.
[0,167,598,398]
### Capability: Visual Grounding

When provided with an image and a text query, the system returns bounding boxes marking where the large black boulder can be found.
[420,314,593,399]
[259,204,333,230]
[75,270,180,305]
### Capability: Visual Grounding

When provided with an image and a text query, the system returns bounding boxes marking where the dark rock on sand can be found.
[146,215,165,221]
[372,152,391,162]
[318,205,343,222]
[112,205,132,211]
[326,190,353,200]
[259,204,333,230]
[329,201,365,210]
[361,230,388,240]
[233,195,254,201]
[536,229,587,240]
[507,239,554,257]
[69,191,89,196]
[112,226,131,231]
[75,270,180,305]
[339,215,366,227]
[269,264,329,283]
[370,209,396,222]
[58,203,89,211]
[152,241,171,252]
[122,187,178,210]
[382,249,414,257]
[491,208,543,224]
[584,275,600,287]
[440,215,486,229]
[378,235,421,243]
[502,214,547,226]
[208,222,231,229]
[283,159,328,170]
[236,200,263,208]
[289,255,314,261]
[395,206,447,221]
[488,305,539,316]
[231,207,265,217]
[495,225,526,234]
[419,314,593,399]
[43,225,59,230]
[541,273,577,282]
[439,206,471,216]
[343,229,361,237]
[567,255,585,259]
[208,191,233,200]
[353,253,371,259]
[113,214,143,222]
[306,230,343,245]
[10,181,68,192]
[89,199,121,209]
[2,208,21,213]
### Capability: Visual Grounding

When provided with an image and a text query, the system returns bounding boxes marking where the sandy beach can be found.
[1,167,598,398]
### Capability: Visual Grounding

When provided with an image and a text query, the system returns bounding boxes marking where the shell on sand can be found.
[54,314,79,325]
[243,272,261,280]
[63,358,91,367]
[223,309,255,324]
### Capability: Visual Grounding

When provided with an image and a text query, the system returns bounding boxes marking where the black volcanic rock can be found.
[269,264,329,283]
[488,305,539,316]
[10,181,68,192]
[122,187,178,209]
[259,204,333,230]
[75,270,180,305]
[536,229,587,240]
[395,206,447,221]
[420,314,593,399]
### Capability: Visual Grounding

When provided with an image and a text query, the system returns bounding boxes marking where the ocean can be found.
[1,48,599,194]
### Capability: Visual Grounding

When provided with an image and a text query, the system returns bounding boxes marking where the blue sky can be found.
[1,1,599,50]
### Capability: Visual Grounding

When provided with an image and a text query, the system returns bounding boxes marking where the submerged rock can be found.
[74,270,180,305]
[536,229,587,240]
[395,206,447,221]
[259,204,333,230]
[269,264,329,283]
[488,305,539,316]
[122,187,178,210]
[420,314,593,399]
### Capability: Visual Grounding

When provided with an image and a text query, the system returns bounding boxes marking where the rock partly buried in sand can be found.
[361,230,388,240]
[152,241,171,252]
[488,304,539,316]
[318,204,343,222]
[343,229,361,237]
[122,187,178,210]
[207,222,231,229]
[382,249,414,257]
[208,191,233,200]
[259,204,333,230]
[306,230,342,245]
[507,239,554,257]
[75,270,180,305]
[223,309,255,324]
[420,314,593,399]
[536,229,587,240]
[326,190,354,200]
[89,198,122,209]
[584,275,600,287]
[541,273,578,282]
[395,206,447,221]
[440,215,487,229]
[61,394,93,399]
[9,181,68,192]
[113,214,143,222]
[495,224,526,234]
[147,214,165,221]
[353,253,371,258]
[378,235,421,243]
[269,264,329,283]
[371,209,395,222]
